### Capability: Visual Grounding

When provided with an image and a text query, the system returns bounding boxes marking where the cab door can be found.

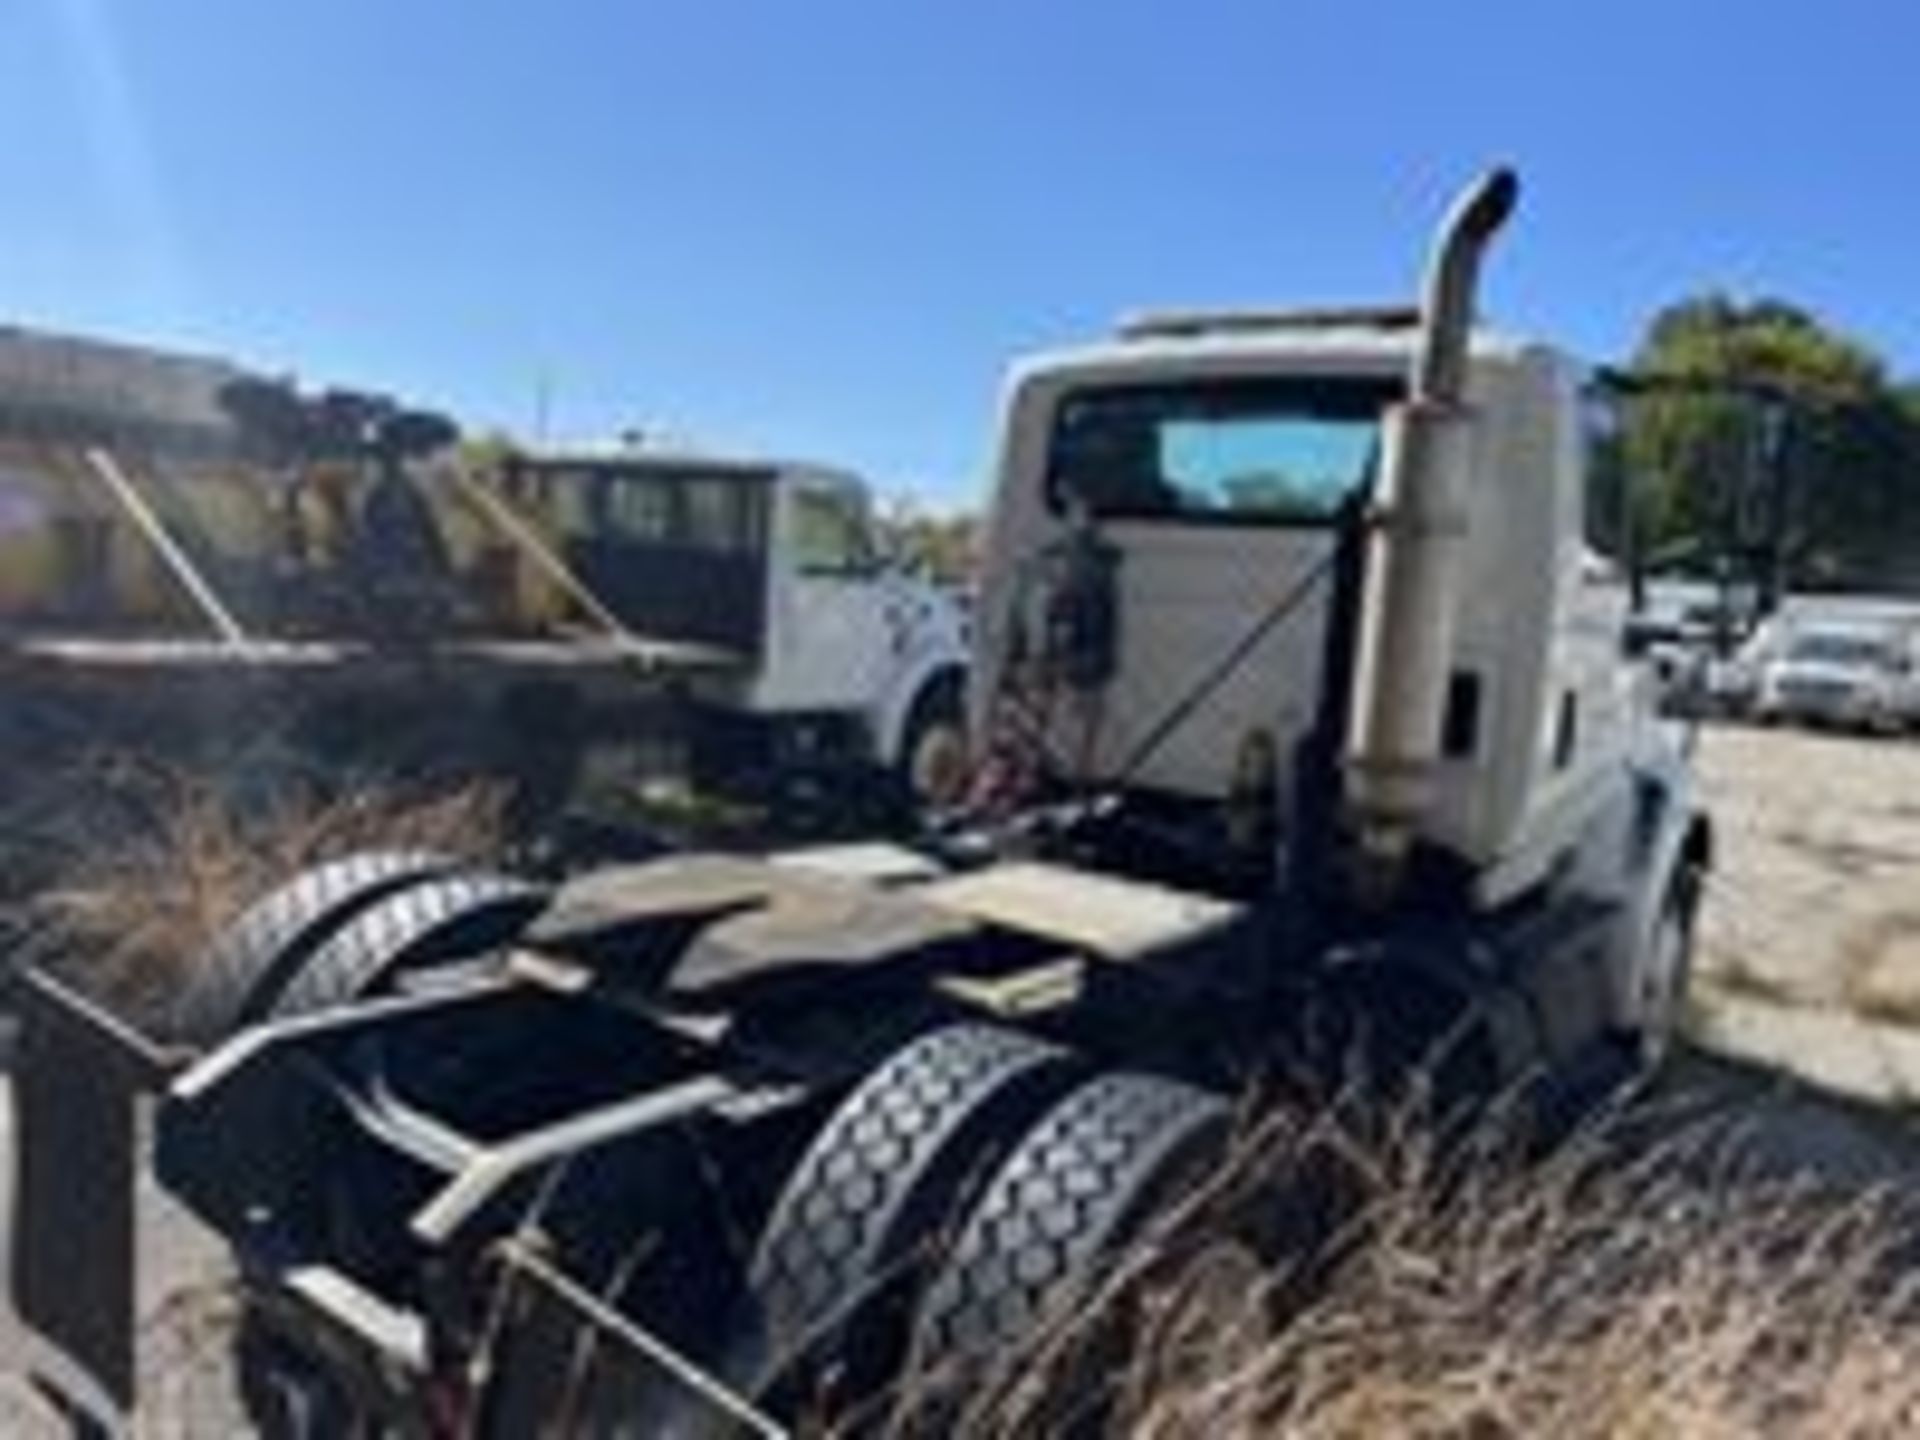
[763,477,896,711]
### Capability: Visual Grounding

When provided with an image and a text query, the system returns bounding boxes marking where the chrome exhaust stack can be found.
[1343,168,1519,895]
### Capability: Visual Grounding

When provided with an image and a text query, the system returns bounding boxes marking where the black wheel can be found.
[910,1072,1229,1371]
[267,871,548,1020]
[896,672,969,808]
[736,1024,1079,1407]
[169,851,459,1044]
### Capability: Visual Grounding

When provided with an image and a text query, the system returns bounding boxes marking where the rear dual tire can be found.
[171,851,547,1042]
[266,871,545,1018]
[734,1025,1080,1408]
[168,851,458,1043]
[205,856,547,1439]
[739,1027,1238,1428]
[910,1073,1232,1374]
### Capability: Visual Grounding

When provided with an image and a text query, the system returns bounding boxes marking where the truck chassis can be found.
[13,810,1695,1435]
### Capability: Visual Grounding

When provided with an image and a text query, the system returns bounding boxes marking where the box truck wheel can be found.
[897,671,969,807]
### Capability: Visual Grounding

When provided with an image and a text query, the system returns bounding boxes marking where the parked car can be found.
[1753,621,1913,733]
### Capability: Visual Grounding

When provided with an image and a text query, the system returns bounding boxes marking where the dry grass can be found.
[7,750,507,1021]
[885,1093,1920,1440]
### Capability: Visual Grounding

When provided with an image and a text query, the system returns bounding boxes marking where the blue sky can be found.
[2,1,1914,503]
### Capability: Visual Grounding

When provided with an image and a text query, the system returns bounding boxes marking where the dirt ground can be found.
[1693,724,1920,1103]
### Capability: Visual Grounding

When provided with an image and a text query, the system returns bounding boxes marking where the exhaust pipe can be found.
[1342,168,1520,896]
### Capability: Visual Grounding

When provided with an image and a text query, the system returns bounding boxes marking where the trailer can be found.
[0,424,736,840]
[10,171,1710,1436]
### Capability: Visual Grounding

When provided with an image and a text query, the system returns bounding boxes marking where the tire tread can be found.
[913,1071,1226,1359]
[170,850,457,1042]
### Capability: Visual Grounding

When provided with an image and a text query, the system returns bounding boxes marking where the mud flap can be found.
[12,968,177,1425]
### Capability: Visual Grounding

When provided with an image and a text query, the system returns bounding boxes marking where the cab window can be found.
[684,476,764,553]
[603,474,676,541]
[790,487,874,575]
[1047,377,1398,526]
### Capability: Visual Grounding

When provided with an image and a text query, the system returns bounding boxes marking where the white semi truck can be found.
[12,170,1710,1437]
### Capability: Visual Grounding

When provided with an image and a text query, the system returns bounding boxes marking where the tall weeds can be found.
[9,751,505,1020]
[900,1093,1920,1440]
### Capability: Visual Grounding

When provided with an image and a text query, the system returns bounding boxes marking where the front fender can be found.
[1612,740,1712,1024]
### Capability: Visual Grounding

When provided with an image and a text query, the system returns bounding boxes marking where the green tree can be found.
[874,493,979,584]
[1624,295,1920,587]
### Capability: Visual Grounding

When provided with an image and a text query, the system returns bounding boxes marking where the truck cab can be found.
[493,446,971,795]
[974,316,1656,912]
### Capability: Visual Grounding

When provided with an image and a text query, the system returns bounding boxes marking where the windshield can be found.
[1048,377,1399,525]
[1786,629,1895,668]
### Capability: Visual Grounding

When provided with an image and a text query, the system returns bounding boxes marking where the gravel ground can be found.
[1694,724,1920,1103]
